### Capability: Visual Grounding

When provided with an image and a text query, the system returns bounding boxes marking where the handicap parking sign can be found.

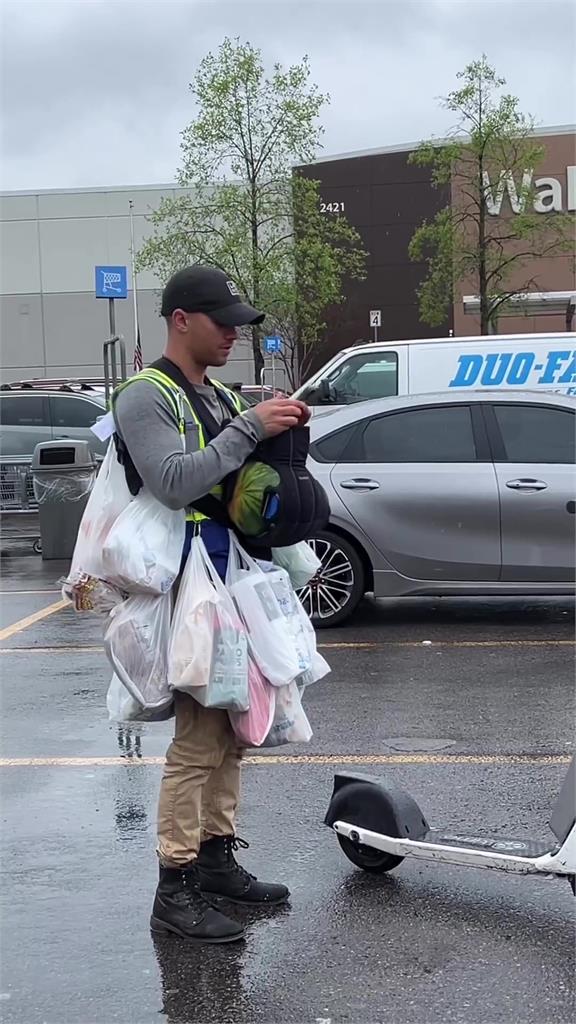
[95,265,128,299]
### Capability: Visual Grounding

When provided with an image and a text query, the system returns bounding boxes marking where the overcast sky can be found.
[1,0,574,192]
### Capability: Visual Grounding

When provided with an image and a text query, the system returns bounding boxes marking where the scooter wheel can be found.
[337,834,404,874]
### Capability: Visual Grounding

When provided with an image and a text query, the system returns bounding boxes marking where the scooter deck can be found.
[424,829,557,858]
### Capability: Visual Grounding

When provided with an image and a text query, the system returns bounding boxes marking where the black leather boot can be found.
[150,861,245,943]
[196,836,290,906]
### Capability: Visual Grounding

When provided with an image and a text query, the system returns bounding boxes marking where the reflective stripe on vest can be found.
[112,368,243,524]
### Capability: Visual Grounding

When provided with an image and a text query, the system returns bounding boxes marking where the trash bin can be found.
[31,441,97,560]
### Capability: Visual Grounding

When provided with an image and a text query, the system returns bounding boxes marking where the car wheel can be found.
[297,530,365,628]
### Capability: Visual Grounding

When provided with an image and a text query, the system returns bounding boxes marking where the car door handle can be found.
[339,478,380,491]
[505,478,548,492]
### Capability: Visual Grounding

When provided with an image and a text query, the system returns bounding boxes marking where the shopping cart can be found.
[0,459,41,553]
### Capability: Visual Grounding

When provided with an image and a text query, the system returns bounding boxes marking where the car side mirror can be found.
[317,379,333,404]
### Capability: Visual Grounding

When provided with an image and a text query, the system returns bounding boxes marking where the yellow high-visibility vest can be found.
[113,367,244,523]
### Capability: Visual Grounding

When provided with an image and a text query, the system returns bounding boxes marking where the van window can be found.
[306,351,398,406]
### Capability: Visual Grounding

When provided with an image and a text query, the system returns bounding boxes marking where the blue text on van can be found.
[448,350,576,390]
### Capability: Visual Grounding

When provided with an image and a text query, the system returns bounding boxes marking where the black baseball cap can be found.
[160,265,265,326]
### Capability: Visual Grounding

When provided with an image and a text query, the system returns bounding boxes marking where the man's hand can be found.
[253,398,311,437]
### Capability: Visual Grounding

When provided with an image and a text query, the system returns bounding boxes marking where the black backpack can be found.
[194,426,330,549]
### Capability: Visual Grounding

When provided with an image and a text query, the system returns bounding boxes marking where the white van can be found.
[293,332,576,411]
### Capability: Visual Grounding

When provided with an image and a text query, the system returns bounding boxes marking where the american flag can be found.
[133,326,143,373]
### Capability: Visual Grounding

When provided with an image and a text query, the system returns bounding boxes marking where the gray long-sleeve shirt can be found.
[113,378,266,511]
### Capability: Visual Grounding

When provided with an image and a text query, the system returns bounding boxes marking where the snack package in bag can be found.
[106,673,174,723]
[271,542,321,590]
[228,659,276,747]
[104,592,173,711]
[62,441,131,611]
[102,494,185,595]
[262,680,312,747]
[169,536,249,712]
[226,534,301,687]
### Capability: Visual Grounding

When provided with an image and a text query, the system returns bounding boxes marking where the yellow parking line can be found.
[0,645,104,654]
[0,753,569,768]
[0,639,573,656]
[0,590,61,596]
[0,599,69,642]
[320,640,574,648]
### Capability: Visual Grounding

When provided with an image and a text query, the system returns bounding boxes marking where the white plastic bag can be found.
[226,535,301,687]
[271,542,321,589]
[102,493,185,595]
[62,441,131,611]
[106,673,174,723]
[104,592,173,710]
[169,536,249,712]
[262,681,313,747]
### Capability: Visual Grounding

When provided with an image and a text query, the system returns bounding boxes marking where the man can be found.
[113,265,309,945]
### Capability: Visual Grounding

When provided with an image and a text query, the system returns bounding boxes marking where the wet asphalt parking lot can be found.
[0,546,574,1024]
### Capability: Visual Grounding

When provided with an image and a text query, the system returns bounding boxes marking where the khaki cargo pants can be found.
[157,691,243,867]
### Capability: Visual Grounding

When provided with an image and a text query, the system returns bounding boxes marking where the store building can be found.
[1,125,573,384]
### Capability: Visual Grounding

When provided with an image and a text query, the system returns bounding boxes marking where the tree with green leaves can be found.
[137,37,367,382]
[409,56,574,334]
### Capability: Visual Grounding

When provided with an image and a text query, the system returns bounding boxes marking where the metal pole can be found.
[373,325,379,343]
[108,298,116,338]
[129,200,140,364]
[272,353,277,395]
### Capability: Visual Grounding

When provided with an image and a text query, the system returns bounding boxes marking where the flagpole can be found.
[128,200,142,373]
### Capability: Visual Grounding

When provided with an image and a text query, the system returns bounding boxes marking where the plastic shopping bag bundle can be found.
[104,592,173,714]
[169,536,249,712]
[62,441,131,612]
[102,493,185,595]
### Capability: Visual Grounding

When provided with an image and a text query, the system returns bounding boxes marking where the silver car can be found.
[0,380,108,459]
[302,390,576,627]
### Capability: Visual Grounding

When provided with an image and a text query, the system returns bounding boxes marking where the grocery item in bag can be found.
[229,660,276,747]
[226,534,301,687]
[169,536,249,712]
[271,541,321,589]
[102,493,185,595]
[104,592,173,710]
[262,681,312,747]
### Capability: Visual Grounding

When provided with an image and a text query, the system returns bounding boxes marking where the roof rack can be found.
[0,377,106,393]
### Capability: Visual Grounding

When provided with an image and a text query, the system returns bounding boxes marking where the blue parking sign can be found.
[264,335,283,354]
[95,265,128,299]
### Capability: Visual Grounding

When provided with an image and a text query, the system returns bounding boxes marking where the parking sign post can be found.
[369,309,381,343]
[95,266,128,396]
[108,298,116,339]
[264,335,283,395]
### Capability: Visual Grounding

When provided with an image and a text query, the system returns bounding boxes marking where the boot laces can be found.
[225,836,256,881]
[178,867,216,912]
